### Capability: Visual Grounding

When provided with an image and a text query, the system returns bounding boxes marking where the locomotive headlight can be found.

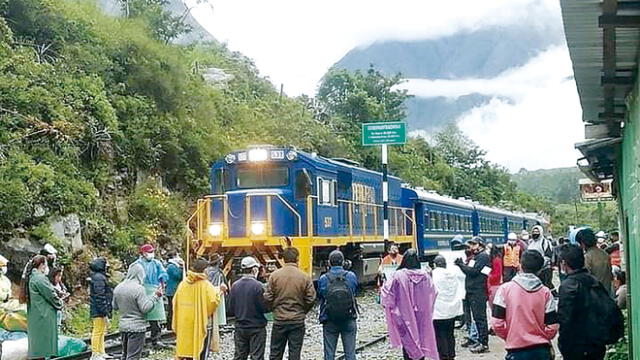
[251,221,266,235]
[224,154,236,164]
[208,223,223,237]
[286,150,298,161]
[248,148,268,162]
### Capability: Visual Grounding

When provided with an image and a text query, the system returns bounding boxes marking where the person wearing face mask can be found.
[21,255,62,360]
[0,256,12,302]
[230,257,269,360]
[131,244,168,349]
[21,243,58,283]
[455,237,491,354]
[527,226,554,290]
[503,233,522,282]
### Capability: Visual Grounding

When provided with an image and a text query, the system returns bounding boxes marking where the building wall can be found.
[621,80,640,359]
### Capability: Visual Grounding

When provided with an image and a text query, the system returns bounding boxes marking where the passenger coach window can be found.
[237,166,289,188]
[295,170,312,201]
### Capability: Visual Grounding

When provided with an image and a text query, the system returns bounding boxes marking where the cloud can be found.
[399,46,584,171]
[188,0,562,95]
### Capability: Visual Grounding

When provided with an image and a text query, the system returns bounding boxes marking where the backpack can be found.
[583,279,625,346]
[325,271,356,322]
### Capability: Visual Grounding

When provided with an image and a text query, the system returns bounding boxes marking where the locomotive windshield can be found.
[237,165,289,188]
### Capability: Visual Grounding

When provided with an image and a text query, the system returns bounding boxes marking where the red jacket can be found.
[488,256,503,288]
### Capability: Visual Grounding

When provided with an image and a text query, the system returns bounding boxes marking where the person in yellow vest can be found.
[173,258,221,360]
[503,233,522,282]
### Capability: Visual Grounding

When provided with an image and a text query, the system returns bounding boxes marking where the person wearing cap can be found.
[131,244,168,348]
[264,247,316,360]
[454,237,491,354]
[605,231,622,268]
[89,257,113,360]
[0,256,11,302]
[432,255,463,360]
[576,228,613,295]
[165,251,184,332]
[318,250,358,360]
[230,256,269,360]
[596,231,607,250]
[173,258,220,360]
[503,233,522,282]
[21,243,58,282]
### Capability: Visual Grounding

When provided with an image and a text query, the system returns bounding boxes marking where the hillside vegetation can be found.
[512,167,583,204]
[0,0,549,280]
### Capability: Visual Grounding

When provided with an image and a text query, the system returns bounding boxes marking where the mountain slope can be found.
[512,167,583,204]
[334,22,565,133]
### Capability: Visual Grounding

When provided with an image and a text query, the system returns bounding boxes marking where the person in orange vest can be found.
[381,244,403,266]
[503,233,522,282]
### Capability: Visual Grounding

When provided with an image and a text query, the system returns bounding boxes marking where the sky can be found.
[188,0,584,172]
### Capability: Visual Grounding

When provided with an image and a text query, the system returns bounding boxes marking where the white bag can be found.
[1,338,28,360]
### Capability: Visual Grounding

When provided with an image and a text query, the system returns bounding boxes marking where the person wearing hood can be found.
[165,251,184,331]
[113,263,162,360]
[455,237,491,354]
[0,255,12,302]
[432,255,463,360]
[131,244,168,348]
[89,257,113,360]
[173,258,221,360]
[382,249,438,360]
[491,250,558,360]
[575,228,613,295]
[503,233,522,282]
[527,226,554,290]
[22,255,63,360]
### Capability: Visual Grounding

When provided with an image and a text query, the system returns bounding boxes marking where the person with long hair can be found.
[22,255,63,360]
[381,249,438,360]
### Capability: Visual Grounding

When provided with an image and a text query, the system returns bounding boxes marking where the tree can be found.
[122,0,192,43]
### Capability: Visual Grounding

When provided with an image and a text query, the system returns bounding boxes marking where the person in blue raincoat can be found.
[131,244,168,348]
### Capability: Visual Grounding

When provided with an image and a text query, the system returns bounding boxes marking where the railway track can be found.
[335,333,388,360]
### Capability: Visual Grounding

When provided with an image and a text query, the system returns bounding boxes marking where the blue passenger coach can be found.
[187,145,548,282]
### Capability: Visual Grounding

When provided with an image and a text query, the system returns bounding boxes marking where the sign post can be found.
[362,121,407,246]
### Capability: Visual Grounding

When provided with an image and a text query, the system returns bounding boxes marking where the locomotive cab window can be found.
[213,169,231,194]
[294,169,312,201]
[237,165,289,188]
[317,177,336,206]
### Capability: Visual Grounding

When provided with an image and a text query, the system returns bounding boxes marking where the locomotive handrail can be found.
[246,192,302,237]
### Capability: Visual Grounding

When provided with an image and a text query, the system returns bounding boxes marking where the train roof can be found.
[473,203,515,217]
[405,187,475,210]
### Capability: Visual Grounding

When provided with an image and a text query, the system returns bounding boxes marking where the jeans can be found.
[91,317,107,354]
[234,327,267,360]
[322,319,357,360]
[463,299,479,343]
[269,322,305,360]
[149,320,162,344]
[468,293,488,346]
[433,318,455,360]
[506,346,551,360]
[121,332,145,360]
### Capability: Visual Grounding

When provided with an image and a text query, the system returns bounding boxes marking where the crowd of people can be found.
[5,225,627,360]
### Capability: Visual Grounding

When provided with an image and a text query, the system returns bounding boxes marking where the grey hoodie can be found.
[112,263,159,332]
[512,272,543,292]
[528,225,552,268]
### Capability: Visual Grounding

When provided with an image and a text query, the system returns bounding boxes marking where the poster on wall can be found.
[579,178,614,202]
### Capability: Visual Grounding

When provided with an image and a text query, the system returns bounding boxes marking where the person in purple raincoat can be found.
[381,249,439,360]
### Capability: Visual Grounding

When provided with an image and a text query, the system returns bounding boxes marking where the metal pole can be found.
[382,144,389,246]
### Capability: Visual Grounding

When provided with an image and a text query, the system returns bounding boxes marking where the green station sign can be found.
[362,121,407,146]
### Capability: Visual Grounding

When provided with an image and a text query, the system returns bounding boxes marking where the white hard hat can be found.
[596,231,606,239]
[43,243,57,255]
[240,256,260,269]
[521,230,529,235]
[508,232,517,240]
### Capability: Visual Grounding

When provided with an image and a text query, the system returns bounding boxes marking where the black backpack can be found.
[583,280,625,346]
[325,271,356,322]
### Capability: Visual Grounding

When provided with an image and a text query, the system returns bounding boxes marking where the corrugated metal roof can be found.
[560,0,639,180]
[560,0,640,123]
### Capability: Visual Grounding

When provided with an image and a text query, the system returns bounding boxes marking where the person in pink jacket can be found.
[490,250,558,360]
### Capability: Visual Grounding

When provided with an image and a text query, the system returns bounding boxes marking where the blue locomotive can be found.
[187,146,548,282]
